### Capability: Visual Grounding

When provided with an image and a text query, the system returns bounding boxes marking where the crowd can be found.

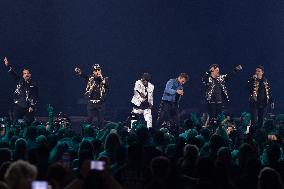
[0,111,283,189]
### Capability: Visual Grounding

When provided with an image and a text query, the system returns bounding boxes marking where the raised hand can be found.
[102,77,108,85]
[74,67,82,75]
[235,65,242,71]
[252,74,257,79]
[28,107,34,112]
[3,57,9,66]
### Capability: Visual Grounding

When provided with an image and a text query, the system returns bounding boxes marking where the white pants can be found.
[131,108,152,128]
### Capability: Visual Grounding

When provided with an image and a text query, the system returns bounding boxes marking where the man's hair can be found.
[141,73,151,81]
[256,65,264,72]
[179,73,189,81]
[209,64,219,70]
[22,69,30,73]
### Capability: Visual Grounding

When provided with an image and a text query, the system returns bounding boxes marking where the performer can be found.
[3,57,38,125]
[130,73,154,128]
[202,64,242,121]
[75,64,109,128]
[157,73,189,128]
[248,65,274,128]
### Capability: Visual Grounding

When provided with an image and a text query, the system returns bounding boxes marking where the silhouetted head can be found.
[258,167,283,189]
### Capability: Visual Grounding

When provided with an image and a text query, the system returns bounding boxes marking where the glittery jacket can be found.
[6,66,38,108]
[80,73,109,103]
[202,69,238,102]
[247,77,273,105]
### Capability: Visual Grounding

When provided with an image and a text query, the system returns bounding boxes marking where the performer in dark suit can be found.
[75,64,109,128]
[248,65,274,128]
[3,57,39,125]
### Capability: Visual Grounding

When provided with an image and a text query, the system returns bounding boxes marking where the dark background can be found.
[0,0,284,120]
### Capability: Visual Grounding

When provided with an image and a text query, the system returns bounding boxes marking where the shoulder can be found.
[168,78,176,83]
[135,80,142,84]
[148,82,154,87]
[135,80,143,87]
[148,82,154,90]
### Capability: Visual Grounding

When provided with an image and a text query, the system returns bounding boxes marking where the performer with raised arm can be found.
[3,57,38,125]
[74,64,109,128]
[157,73,189,128]
[202,64,242,121]
[248,65,274,129]
[130,73,154,128]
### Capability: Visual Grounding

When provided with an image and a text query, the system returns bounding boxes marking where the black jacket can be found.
[202,69,239,103]
[7,66,38,108]
[247,76,273,106]
[79,72,109,103]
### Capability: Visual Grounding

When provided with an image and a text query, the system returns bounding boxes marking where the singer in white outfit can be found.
[131,73,154,128]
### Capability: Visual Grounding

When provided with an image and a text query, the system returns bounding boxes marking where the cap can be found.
[92,64,101,70]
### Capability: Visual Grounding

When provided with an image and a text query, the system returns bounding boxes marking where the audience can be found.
[0,111,283,189]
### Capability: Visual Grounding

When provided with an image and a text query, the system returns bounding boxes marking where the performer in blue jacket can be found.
[157,73,189,128]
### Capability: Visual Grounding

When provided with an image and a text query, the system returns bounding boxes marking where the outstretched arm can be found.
[3,57,21,82]
[74,67,89,81]
[224,64,242,81]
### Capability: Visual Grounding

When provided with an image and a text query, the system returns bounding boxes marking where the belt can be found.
[89,100,101,104]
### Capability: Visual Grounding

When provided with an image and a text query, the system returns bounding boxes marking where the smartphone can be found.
[61,152,71,168]
[17,119,25,124]
[268,134,277,141]
[32,181,48,189]
[90,160,105,171]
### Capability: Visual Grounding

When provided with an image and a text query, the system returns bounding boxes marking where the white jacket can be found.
[131,79,154,107]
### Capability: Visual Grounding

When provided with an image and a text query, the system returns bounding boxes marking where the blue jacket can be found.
[162,79,183,102]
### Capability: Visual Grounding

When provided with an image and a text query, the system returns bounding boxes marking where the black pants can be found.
[87,101,105,128]
[12,104,35,126]
[250,104,267,128]
[208,102,223,120]
[157,101,179,128]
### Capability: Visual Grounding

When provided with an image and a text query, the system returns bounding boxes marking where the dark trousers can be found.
[87,101,105,128]
[250,104,267,128]
[157,101,179,128]
[208,102,223,120]
[12,104,35,125]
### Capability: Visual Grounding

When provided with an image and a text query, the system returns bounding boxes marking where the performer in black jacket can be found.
[202,64,242,121]
[75,64,109,128]
[3,57,39,125]
[248,65,274,128]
